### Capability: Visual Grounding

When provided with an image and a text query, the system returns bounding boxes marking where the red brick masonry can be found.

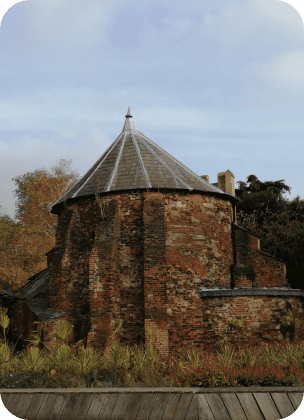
[1,190,304,357]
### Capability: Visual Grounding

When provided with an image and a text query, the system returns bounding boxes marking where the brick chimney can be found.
[200,171,235,196]
[217,170,235,197]
[200,171,237,222]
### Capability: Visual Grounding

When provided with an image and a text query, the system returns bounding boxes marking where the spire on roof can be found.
[125,106,132,118]
[122,106,138,132]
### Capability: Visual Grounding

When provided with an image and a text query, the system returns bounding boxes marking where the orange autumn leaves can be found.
[0,159,80,291]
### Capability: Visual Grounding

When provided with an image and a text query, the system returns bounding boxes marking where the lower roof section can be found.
[0,268,67,321]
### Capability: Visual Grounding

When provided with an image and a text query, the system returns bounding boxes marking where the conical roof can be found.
[51,107,235,213]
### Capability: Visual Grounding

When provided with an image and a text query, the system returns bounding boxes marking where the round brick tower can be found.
[41,107,304,357]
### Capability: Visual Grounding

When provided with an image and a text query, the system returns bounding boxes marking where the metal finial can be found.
[125,106,133,118]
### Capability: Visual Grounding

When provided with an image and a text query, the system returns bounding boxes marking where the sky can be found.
[1,0,304,224]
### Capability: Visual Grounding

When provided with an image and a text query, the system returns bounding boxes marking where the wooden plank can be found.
[24,393,46,420]
[3,393,22,416]
[98,394,119,420]
[271,392,295,419]
[47,394,70,420]
[13,393,34,419]
[72,393,94,420]
[220,393,247,420]
[36,394,57,420]
[174,394,194,420]
[162,394,182,420]
[287,392,303,411]
[149,393,171,420]
[84,394,108,420]
[253,393,281,420]
[1,393,10,406]
[197,394,216,420]
[236,393,264,420]
[120,393,144,420]
[108,393,132,420]
[3,389,303,420]
[135,393,158,420]
[58,393,83,420]
[203,394,231,420]
[185,394,199,420]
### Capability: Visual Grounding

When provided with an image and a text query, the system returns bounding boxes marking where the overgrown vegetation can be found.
[0,310,303,388]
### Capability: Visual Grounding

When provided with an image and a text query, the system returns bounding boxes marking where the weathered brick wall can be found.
[201,295,304,353]
[46,192,146,353]
[161,192,234,357]
[44,190,235,356]
[233,224,289,288]
[143,192,169,356]
[30,190,303,359]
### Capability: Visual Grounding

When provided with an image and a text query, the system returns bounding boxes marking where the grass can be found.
[0,311,304,388]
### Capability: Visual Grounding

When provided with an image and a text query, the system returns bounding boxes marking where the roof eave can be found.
[51,187,239,215]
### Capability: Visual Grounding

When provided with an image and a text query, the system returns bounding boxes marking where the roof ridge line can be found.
[131,132,152,189]
[72,131,125,198]
[138,132,193,190]
[51,132,123,207]
[106,132,127,192]
[136,130,223,192]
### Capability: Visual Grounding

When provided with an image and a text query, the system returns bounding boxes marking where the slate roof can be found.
[0,268,67,321]
[51,106,236,214]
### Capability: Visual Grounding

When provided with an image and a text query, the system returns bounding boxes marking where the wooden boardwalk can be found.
[1,386,303,420]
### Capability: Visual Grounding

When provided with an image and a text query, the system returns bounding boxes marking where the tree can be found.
[0,210,24,290]
[0,158,81,291]
[235,174,292,215]
[235,175,304,290]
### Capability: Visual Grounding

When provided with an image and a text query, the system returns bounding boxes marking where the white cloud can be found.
[221,1,304,104]
[0,88,121,130]
[262,50,304,88]
[234,49,304,104]
[140,17,192,44]
[57,128,78,140]
[25,0,127,49]
[256,0,303,27]
[200,0,303,49]
[139,107,209,130]
[0,99,43,121]
[0,126,113,221]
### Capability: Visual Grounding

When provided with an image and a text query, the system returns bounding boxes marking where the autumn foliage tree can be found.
[235,174,304,290]
[0,212,24,290]
[0,158,80,291]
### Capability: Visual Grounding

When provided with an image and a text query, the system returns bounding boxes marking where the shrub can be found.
[0,369,48,388]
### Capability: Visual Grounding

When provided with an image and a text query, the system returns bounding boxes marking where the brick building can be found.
[1,107,304,357]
